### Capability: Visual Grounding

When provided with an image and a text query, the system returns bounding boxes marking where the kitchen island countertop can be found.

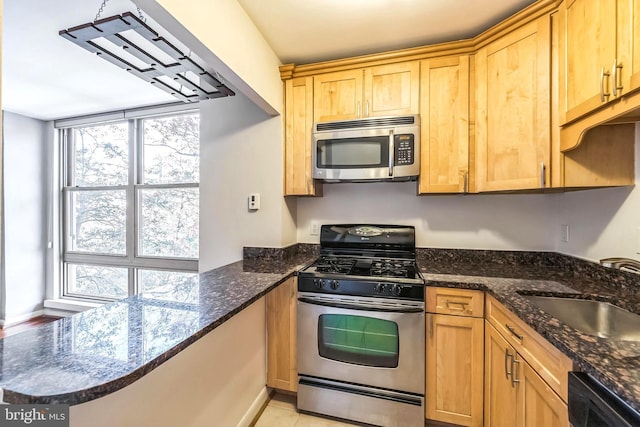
[0,250,314,405]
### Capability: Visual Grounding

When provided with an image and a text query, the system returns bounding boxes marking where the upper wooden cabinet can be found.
[419,56,470,194]
[561,0,640,124]
[313,62,420,122]
[475,16,551,192]
[284,77,321,196]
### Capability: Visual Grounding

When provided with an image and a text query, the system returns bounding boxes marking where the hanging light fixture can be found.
[59,2,235,103]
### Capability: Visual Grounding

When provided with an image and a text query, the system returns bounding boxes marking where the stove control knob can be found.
[314,279,325,289]
[330,280,340,290]
[375,283,386,293]
[392,284,404,296]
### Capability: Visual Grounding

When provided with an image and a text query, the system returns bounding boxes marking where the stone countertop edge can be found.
[0,256,314,406]
[422,270,640,415]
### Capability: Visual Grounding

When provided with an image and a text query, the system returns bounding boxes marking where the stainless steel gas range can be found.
[297,224,425,427]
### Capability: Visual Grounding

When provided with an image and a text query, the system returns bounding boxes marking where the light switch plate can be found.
[310,222,320,236]
[636,227,640,254]
[248,193,260,210]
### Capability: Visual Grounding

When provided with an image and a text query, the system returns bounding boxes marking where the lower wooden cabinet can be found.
[266,277,297,392]
[426,287,484,427]
[484,322,568,427]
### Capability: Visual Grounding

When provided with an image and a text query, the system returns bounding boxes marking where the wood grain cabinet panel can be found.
[419,56,470,194]
[561,0,640,124]
[485,323,519,427]
[426,313,484,427]
[313,62,419,123]
[475,16,551,191]
[266,277,297,392]
[426,288,484,427]
[284,77,321,196]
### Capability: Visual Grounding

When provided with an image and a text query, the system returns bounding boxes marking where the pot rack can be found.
[59,11,235,103]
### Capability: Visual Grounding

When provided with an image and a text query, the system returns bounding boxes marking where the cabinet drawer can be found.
[486,294,573,402]
[426,287,484,317]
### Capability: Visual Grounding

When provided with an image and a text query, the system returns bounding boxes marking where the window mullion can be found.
[127,119,137,295]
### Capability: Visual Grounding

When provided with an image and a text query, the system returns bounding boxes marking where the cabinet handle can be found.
[506,324,524,341]
[388,130,395,177]
[511,356,521,388]
[504,348,513,380]
[429,314,434,339]
[365,100,370,117]
[462,171,468,194]
[357,101,361,118]
[444,299,469,311]
[612,59,623,97]
[600,67,611,102]
[540,162,546,188]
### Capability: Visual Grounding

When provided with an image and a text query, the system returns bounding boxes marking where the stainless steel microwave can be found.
[312,115,420,182]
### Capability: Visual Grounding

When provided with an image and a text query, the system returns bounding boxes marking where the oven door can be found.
[297,292,425,395]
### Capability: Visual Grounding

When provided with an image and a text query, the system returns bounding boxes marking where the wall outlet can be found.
[310,222,320,236]
[636,227,640,254]
[561,224,570,243]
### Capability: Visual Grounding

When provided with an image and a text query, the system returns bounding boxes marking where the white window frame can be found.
[53,105,199,304]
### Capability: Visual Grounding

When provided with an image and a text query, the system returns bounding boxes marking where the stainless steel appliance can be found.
[312,115,420,182]
[297,224,425,427]
[568,372,640,427]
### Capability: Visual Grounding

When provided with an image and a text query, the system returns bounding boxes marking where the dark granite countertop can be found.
[417,248,640,414]
[0,251,314,405]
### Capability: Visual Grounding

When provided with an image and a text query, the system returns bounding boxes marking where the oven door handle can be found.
[298,297,424,313]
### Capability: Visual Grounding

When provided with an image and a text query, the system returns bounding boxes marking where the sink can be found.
[521,295,640,342]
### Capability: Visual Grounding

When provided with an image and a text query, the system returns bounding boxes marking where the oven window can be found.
[317,314,399,368]
[317,136,388,168]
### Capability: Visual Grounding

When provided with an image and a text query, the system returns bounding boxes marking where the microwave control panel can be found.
[394,134,415,165]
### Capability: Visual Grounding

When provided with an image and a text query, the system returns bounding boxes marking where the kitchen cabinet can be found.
[485,323,568,427]
[484,295,572,427]
[419,56,470,194]
[425,288,484,426]
[561,0,640,125]
[284,77,321,196]
[313,62,420,122]
[266,277,297,392]
[475,16,551,191]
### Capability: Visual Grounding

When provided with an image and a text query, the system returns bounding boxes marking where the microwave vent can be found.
[315,115,417,132]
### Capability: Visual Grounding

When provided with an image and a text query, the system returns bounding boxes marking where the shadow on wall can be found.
[296,181,558,250]
[556,185,636,259]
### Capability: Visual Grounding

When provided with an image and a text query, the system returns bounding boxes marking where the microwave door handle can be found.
[388,130,394,177]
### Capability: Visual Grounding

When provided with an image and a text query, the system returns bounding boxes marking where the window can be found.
[61,112,199,302]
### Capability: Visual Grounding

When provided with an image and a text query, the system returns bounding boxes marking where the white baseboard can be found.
[0,309,45,328]
[237,387,270,427]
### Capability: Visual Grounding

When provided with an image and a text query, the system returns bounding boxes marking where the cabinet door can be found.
[563,0,618,123]
[475,17,551,191]
[521,359,569,427]
[485,323,518,427]
[426,313,484,427]
[313,70,363,122]
[625,0,640,93]
[419,56,470,194]
[284,77,319,196]
[266,277,297,392]
[363,62,420,117]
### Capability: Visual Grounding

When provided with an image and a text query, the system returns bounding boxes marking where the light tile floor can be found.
[253,393,367,427]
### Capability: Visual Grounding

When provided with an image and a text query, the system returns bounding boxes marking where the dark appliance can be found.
[297,224,425,427]
[568,372,640,427]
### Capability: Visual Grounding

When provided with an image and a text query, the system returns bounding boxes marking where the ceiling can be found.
[2,0,536,121]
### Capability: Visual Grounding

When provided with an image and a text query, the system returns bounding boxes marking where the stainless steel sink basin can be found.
[522,295,640,342]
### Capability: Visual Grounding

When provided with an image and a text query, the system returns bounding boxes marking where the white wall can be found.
[297,181,557,250]
[134,0,283,116]
[555,123,640,262]
[71,299,268,427]
[1,111,47,323]
[199,94,296,272]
